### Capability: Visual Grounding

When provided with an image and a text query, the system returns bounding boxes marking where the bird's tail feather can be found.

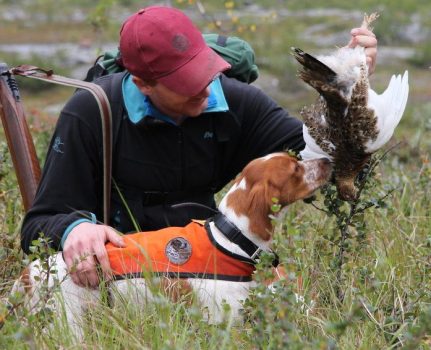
[291,47,337,83]
[291,47,348,113]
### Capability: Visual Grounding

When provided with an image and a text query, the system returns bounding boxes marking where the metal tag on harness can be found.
[165,237,192,265]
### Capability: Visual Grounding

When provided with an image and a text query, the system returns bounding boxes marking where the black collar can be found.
[169,202,279,267]
[212,212,279,267]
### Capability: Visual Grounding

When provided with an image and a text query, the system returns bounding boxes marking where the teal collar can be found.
[122,74,229,125]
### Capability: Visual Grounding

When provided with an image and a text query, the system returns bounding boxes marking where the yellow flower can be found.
[225,1,235,9]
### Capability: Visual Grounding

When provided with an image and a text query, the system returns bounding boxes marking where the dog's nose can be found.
[319,157,333,174]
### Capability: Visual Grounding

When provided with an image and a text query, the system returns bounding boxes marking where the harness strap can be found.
[10,65,113,224]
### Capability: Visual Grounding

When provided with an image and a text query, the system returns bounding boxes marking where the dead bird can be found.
[292,13,409,201]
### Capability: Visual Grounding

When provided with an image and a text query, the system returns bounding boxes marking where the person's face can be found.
[133,76,211,122]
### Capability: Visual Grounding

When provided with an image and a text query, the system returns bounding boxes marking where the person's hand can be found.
[63,222,126,288]
[347,27,378,75]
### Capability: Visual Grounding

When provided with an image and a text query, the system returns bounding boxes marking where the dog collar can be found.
[211,212,279,267]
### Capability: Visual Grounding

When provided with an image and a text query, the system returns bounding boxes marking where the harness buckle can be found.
[250,248,280,267]
[250,248,263,260]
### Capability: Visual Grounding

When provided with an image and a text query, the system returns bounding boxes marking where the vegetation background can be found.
[0,0,430,349]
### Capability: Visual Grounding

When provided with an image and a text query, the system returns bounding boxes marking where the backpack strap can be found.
[216,35,228,47]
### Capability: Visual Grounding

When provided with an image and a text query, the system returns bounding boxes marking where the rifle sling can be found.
[11,65,113,225]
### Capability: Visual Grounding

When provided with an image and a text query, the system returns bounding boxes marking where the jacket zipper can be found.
[178,128,184,190]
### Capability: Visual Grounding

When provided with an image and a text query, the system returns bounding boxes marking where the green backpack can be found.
[84,34,259,84]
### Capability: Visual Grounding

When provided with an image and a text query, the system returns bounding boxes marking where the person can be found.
[20,6,378,288]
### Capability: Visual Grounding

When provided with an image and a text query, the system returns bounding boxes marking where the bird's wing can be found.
[300,125,333,160]
[365,71,409,152]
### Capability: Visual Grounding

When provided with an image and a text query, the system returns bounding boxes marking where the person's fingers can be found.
[345,29,378,75]
[365,47,377,63]
[64,249,98,287]
[105,227,126,247]
[62,223,126,286]
[68,258,81,285]
[63,251,74,273]
[63,250,81,284]
[348,34,377,49]
[96,228,126,280]
[75,255,99,288]
[93,245,112,281]
[365,47,377,75]
[365,46,377,56]
[351,27,376,38]
[357,35,378,49]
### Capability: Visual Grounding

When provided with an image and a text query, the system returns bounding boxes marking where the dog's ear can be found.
[245,181,280,241]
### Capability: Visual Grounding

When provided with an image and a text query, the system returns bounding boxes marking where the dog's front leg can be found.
[12,253,101,340]
[54,254,102,339]
[188,279,251,324]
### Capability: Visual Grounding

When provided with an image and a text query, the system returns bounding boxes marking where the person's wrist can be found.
[60,213,97,249]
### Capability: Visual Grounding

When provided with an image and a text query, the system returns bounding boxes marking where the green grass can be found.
[1,1,431,349]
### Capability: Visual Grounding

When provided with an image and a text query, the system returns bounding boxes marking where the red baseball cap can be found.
[119,6,231,96]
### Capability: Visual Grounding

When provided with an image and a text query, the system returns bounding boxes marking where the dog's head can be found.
[222,153,332,240]
[239,153,332,205]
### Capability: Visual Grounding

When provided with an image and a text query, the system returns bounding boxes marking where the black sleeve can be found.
[20,88,104,253]
[219,76,305,184]
[235,83,304,155]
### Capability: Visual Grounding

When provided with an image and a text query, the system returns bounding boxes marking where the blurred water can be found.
[0,42,118,78]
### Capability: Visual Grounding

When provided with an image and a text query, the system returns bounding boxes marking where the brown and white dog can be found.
[12,153,332,338]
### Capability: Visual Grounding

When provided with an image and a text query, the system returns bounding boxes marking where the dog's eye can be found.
[294,164,300,172]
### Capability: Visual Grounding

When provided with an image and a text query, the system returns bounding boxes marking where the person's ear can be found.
[132,76,155,95]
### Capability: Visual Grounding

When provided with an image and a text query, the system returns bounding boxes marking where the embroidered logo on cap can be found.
[172,34,190,52]
[165,237,192,265]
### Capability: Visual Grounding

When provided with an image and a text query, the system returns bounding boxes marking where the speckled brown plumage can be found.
[293,14,408,200]
[295,55,376,199]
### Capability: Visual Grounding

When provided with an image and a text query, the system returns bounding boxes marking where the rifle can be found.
[0,64,112,224]
[0,63,41,211]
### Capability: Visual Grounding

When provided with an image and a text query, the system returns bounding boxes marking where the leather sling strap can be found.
[9,65,113,224]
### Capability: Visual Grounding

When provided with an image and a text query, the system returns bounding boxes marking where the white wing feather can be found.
[300,125,333,160]
[365,71,409,152]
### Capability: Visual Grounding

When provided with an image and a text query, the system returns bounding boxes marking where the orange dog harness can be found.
[105,221,255,282]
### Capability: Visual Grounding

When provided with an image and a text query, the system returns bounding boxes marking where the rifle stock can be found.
[0,63,41,212]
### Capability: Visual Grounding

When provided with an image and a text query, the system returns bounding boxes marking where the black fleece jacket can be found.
[21,73,304,253]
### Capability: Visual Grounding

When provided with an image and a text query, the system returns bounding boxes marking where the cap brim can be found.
[158,46,231,96]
